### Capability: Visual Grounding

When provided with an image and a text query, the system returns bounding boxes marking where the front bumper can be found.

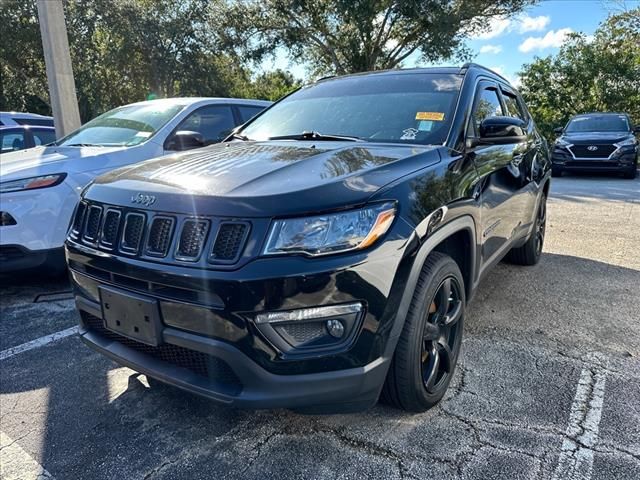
[0,245,65,273]
[552,148,637,172]
[66,219,414,411]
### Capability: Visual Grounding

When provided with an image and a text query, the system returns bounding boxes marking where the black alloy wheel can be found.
[381,252,465,412]
[421,276,463,394]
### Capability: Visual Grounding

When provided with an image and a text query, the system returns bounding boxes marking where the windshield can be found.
[566,114,630,133]
[241,73,462,145]
[57,102,185,147]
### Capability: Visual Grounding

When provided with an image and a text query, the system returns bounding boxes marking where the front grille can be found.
[83,205,102,242]
[146,217,174,256]
[82,313,241,393]
[570,144,617,158]
[70,201,249,266]
[211,222,248,262]
[100,209,121,247]
[121,213,145,253]
[176,219,209,260]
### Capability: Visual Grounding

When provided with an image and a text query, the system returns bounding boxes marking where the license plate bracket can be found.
[99,286,162,346]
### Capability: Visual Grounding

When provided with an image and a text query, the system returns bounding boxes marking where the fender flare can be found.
[383,215,477,359]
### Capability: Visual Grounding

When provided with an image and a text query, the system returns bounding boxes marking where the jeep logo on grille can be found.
[586,145,598,151]
[131,193,156,206]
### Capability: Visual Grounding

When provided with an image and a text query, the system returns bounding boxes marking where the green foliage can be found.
[0,0,298,122]
[519,8,640,142]
[213,0,536,77]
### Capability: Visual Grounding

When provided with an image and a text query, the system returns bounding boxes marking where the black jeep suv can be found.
[66,64,551,413]
[552,112,639,179]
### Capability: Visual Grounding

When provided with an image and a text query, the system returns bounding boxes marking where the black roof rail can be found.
[460,62,511,85]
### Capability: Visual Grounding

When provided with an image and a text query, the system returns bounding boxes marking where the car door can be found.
[164,104,236,154]
[499,86,540,232]
[467,81,527,268]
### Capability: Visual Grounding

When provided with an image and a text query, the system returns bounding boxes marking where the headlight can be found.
[614,137,637,148]
[0,173,67,194]
[555,138,573,148]
[263,202,396,256]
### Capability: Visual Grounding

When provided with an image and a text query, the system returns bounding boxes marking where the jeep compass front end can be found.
[67,65,551,413]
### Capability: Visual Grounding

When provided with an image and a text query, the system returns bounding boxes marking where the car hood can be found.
[87,141,441,217]
[561,131,633,144]
[0,145,127,180]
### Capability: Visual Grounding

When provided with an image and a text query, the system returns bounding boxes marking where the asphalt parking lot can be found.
[1,173,639,480]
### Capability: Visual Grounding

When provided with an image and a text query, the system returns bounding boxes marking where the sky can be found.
[262,0,630,85]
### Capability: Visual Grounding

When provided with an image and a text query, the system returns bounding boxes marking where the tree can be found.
[519,8,640,141]
[213,0,536,76]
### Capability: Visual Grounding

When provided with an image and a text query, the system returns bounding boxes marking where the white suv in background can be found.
[0,112,54,127]
[0,97,271,273]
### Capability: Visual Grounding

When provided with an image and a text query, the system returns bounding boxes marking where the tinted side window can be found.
[471,87,503,135]
[177,105,236,144]
[502,92,525,120]
[238,105,265,123]
[15,118,54,127]
[32,129,57,145]
[0,130,27,153]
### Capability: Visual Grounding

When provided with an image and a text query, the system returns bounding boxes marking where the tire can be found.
[381,252,465,412]
[507,193,547,266]
[551,166,563,177]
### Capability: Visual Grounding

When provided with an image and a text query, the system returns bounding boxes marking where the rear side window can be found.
[470,87,503,135]
[0,130,27,153]
[15,118,54,127]
[238,105,265,123]
[502,92,525,120]
[32,129,57,145]
[176,105,236,144]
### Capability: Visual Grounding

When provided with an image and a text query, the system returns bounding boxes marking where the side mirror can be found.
[478,116,527,145]
[554,127,564,135]
[165,130,204,151]
[633,125,640,134]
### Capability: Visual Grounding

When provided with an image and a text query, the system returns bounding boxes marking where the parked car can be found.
[66,64,550,413]
[0,97,271,272]
[552,112,639,178]
[0,111,54,127]
[0,125,57,154]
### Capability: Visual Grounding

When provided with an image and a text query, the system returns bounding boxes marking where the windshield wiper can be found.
[268,131,364,142]
[227,133,252,141]
[65,143,104,147]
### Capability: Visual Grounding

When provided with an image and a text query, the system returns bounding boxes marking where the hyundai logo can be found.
[131,193,156,206]
[586,145,598,151]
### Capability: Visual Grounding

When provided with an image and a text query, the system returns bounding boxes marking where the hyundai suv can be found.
[66,64,551,413]
[552,112,639,179]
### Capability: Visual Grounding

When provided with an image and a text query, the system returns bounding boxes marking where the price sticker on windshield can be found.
[416,112,445,121]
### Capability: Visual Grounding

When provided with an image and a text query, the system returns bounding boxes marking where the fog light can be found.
[255,303,362,324]
[326,319,345,338]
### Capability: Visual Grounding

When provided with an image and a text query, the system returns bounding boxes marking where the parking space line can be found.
[0,326,78,362]
[0,431,54,479]
[551,367,607,480]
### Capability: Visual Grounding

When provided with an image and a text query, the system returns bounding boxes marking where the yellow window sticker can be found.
[416,112,445,121]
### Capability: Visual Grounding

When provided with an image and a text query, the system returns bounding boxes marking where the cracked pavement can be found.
[1,173,639,479]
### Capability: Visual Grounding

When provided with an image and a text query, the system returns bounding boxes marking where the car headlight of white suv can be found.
[0,173,67,194]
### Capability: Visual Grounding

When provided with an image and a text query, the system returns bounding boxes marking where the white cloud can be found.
[471,14,551,40]
[517,15,550,33]
[479,44,503,54]
[471,17,511,39]
[489,66,520,88]
[518,28,573,53]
